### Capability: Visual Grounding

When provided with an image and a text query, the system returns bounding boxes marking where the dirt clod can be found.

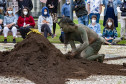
[123,63,126,67]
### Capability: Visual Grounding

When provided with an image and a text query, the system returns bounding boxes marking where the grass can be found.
[0,19,126,44]
[0,36,23,43]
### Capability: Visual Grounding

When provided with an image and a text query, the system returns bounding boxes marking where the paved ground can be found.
[66,75,126,84]
[0,43,126,84]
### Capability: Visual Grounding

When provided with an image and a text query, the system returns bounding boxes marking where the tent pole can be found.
[70,0,73,21]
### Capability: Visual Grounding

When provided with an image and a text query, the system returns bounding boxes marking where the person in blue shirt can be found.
[88,15,102,36]
[61,0,70,18]
[102,18,122,44]
[60,0,70,43]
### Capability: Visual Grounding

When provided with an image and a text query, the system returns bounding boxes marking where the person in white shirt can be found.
[87,0,102,23]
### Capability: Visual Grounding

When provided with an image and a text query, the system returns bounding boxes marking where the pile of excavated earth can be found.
[0,32,126,84]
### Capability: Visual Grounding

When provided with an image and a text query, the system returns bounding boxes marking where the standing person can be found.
[60,0,70,43]
[73,0,88,26]
[18,7,35,39]
[0,19,3,34]
[38,7,53,38]
[87,0,102,23]
[88,15,102,36]
[102,0,122,28]
[120,0,126,40]
[17,0,33,16]
[0,0,7,35]
[46,0,58,37]
[61,0,70,18]
[0,9,4,34]
[3,7,17,43]
[0,0,7,15]
[8,0,19,19]
[102,18,122,44]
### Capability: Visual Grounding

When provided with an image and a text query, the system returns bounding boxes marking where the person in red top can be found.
[18,7,35,39]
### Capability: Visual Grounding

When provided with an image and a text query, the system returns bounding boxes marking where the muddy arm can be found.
[99,36,112,45]
[69,40,76,52]
[75,29,89,53]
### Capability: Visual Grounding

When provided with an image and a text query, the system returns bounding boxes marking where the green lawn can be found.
[0,19,126,44]
[0,36,23,43]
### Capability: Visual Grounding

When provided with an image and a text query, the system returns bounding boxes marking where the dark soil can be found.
[123,63,126,67]
[0,32,126,84]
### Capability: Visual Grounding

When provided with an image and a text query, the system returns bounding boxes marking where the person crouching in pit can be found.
[38,7,53,38]
[3,7,17,43]
[58,17,105,63]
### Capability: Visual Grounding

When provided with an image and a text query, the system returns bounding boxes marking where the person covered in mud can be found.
[58,17,105,63]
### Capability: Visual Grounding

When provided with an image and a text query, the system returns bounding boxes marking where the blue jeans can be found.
[78,15,88,26]
[89,13,100,23]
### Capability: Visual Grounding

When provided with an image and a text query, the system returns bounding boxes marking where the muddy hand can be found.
[65,51,76,59]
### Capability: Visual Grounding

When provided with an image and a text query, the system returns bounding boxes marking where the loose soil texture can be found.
[0,32,126,84]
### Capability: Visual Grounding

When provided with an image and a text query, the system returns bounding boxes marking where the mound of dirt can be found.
[0,32,126,84]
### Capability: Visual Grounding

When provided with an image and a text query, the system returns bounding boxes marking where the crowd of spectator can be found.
[0,0,125,45]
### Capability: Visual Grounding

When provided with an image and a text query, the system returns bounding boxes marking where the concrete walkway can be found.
[0,43,126,84]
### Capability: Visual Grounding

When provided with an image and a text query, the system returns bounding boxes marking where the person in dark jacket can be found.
[0,9,3,35]
[0,0,7,14]
[17,0,33,16]
[0,0,7,34]
[73,0,88,26]
[120,0,126,39]
[46,0,58,37]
